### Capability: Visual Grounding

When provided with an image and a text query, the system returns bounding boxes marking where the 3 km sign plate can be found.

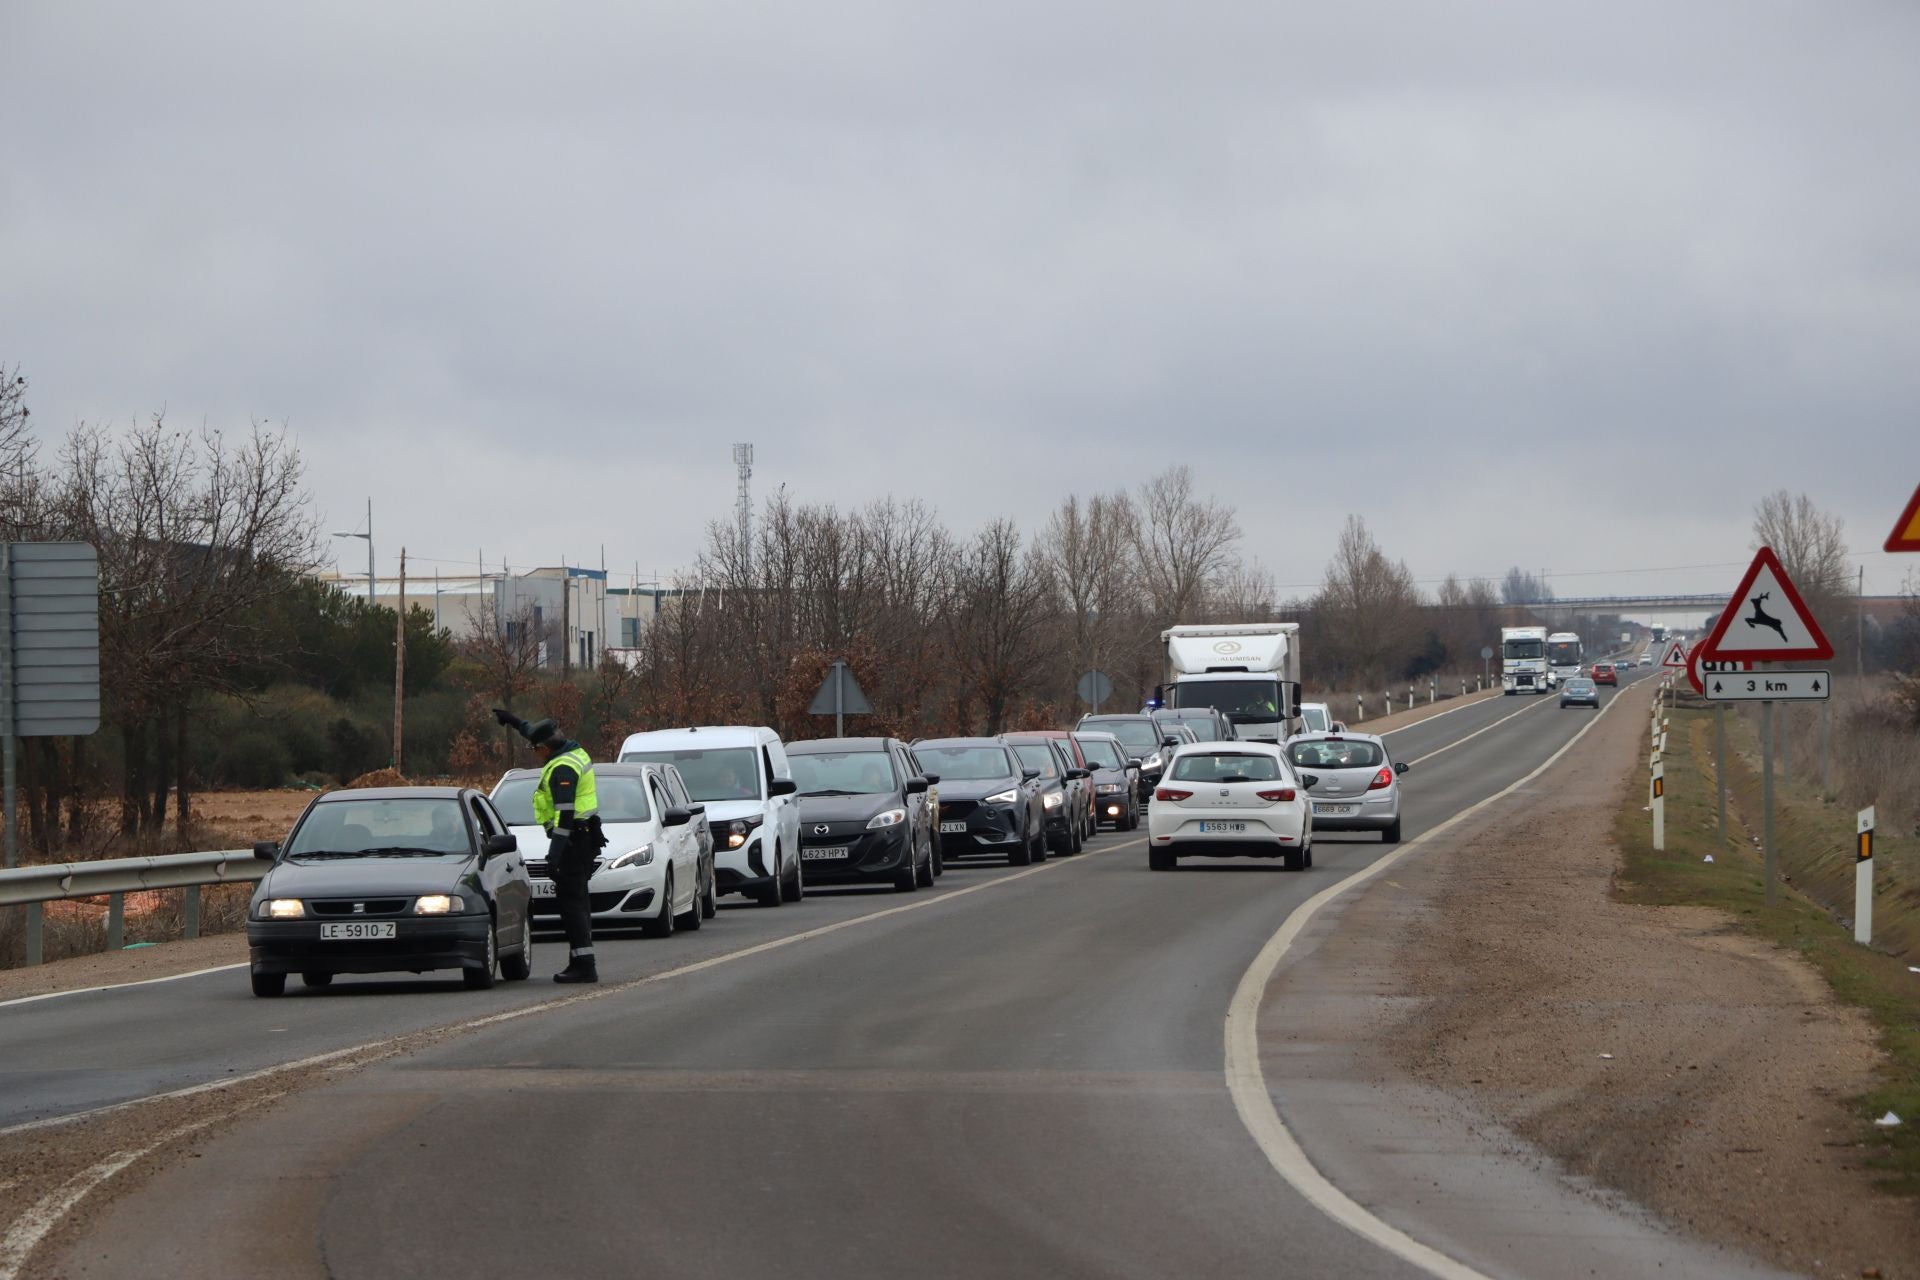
[1702,670,1831,702]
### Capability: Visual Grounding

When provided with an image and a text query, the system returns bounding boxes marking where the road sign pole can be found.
[835,662,845,738]
[1780,706,1790,787]
[1762,700,1777,906]
[1,542,13,870]
[1715,702,1728,852]
[1855,807,1875,945]
[1821,699,1831,795]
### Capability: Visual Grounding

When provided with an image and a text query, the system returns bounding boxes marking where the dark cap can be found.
[526,719,560,748]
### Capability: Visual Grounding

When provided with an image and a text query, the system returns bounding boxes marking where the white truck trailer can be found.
[1500,625,1551,695]
[1547,631,1584,686]
[1159,623,1302,743]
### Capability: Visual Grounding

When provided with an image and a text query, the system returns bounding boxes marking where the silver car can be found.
[1284,732,1407,843]
[1559,678,1600,709]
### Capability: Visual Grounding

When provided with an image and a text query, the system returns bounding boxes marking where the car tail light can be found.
[1154,787,1193,802]
[1256,788,1296,802]
[1368,767,1394,790]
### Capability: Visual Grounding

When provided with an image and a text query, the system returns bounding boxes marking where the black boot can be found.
[553,951,598,984]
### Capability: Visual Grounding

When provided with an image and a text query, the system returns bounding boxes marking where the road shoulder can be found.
[1260,679,1916,1279]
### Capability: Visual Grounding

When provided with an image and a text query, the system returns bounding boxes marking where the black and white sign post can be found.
[1855,806,1875,946]
[1696,547,1835,907]
[2,543,103,870]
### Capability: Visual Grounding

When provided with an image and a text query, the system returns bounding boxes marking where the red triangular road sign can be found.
[1697,546,1834,662]
[1660,639,1688,668]
[1887,484,1920,553]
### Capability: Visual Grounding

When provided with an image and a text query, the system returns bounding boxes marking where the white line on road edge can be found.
[1374,689,1502,736]
[1223,677,1639,1280]
[0,963,248,1010]
[1401,689,1558,767]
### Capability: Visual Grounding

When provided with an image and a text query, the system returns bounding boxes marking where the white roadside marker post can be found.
[1856,807,1875,945]
[1651,759,1666,852]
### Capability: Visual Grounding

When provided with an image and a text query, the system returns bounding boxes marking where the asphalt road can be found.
[7,670,1656,1279]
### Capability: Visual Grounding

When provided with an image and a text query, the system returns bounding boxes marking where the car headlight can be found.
[984,788,1019,804]
[866,808,907,829]
[263,898,305,920]
[1095,783,1121,795]
[1143,753,1163,771]
[413,894,462,915]
[608,843,654,870]
[722,815,764,849]
[1043,791,1063,809]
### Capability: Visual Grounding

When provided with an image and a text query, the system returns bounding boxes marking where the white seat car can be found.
[491,762,715,937]
[1147,741,1313,871]
[619,725,803,906]
[1285,732,1407,844]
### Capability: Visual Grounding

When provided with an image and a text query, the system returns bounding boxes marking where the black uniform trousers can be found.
[549,826,599,954]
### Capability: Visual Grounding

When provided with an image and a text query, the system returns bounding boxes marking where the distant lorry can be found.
[1546,631,1584,685]
[1159,623,1302,743]
[1620,630,1633,647]
[1501,625,1551,694]
[1651,624,1667,645]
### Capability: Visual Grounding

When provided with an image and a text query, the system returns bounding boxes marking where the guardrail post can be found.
[1356,696,1364,723]
[1384,691,1393,716]
[1429,680,1436,705]
[184,884,201,940]
[106,891,124,951]
[26,901,42,966]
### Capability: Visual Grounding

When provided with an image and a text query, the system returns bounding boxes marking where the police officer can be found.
[494,709,604,983]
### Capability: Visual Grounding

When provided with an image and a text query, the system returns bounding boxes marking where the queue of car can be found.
[245,687,1419,994]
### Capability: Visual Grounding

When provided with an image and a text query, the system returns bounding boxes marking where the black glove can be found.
[492,707,528,734]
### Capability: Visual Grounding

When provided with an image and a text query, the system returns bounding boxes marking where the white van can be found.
[619,726,803,906]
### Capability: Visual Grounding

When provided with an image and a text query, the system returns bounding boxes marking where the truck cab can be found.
[1158,623,1303,744]
[1500,626,1551,695]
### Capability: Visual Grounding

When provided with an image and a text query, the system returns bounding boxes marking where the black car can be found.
[1076,713,1181,802]
[1154,707,1237,744]
[911,737,1046,866]
[1005,735,1089,855]
[245,786,535,997]
[787,737,937,891]
[1073,730,1140,830]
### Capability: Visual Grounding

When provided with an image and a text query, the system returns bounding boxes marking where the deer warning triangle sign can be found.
[1697,546,1834,662]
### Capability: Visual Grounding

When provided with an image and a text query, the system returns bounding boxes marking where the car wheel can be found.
[1067,816,1084,854]
[300,971,334,989]
[250,969,285,997]
[894,846,918,892]
[1283,848,1305,871]
[1148,845,1175,871]
[677,868,704,931]
[643,871,677,937]
[1031,822,1049,863]
[1303,839,1314,869]
[464,921,499,989]
[782,847,804,902]
[1382,817,1402,844]
[1007,830,1032,867]
[931,834,944,878]
[500,915,533,981]
[700,862,718,918]
[915,835,935,887]
[757,850,784,907]
[1126,801,1140,831]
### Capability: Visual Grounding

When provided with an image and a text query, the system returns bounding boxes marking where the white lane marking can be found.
[0,963,248,1011]
[1399,690,1559,767]
[1373,690,1503,736]
[0,839,1138,1141]
[1223,676,1636,1280]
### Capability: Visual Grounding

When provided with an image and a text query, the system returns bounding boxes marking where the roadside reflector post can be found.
[1652,760,1666,851]
[184,884,201,940]
[1356,696,1364,723]
[1855,806,1875,945]
[1385,691,1392,716]
[1762,701,1777,905]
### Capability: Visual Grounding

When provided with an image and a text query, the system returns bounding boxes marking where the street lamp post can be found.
[330,498,374,604]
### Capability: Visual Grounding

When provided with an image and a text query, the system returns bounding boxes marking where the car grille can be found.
[531,890,629,916]
[938,800,979,821]
[308,898,408,917]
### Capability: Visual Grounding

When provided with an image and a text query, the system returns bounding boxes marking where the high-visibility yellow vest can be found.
[532,746,598,831]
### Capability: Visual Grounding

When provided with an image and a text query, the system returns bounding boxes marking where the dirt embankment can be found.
[1360,682,1919,1276]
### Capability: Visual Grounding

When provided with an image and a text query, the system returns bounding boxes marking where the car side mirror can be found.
[1301,774,1320,789]
[1021,768,1041,781]
[768,778,799,797]
[1394,761,1410,775]
[1162,737,1180,748]
[1066,768,1090,780]
[904,776,930,794]
[484,833,518,858]
[662,805,694,827]
[253,840,280,862]
[1126,758,1142,769]
[922,773,940,786]
[686,803,707,816]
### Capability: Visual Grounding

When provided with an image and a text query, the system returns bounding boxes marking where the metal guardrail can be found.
[0,849,264,967]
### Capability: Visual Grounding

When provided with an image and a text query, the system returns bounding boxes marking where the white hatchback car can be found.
[1147,742,1313,871]
[619,725,803,906]
[491,762,715,936]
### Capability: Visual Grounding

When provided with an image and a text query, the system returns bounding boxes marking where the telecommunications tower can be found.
[732,443,754,570]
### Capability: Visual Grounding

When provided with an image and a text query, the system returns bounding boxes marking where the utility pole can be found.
[733,443,754,572]
[561,562,572,676]
[393,548,406,772]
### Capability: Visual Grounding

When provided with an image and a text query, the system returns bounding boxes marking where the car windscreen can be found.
[1300,706,1330,732]
[1086,720,1158,751]
[1011,744,1060,779]
[788,750,899,796]
[1287,740,1386,770]
[1169,752,1282,783]
[913,745,1013,781]
[493,775,652,826]
[1179,680,1281,722]
[1077,737,1126,769]
[288,797,470,856]
[619,747,760,802]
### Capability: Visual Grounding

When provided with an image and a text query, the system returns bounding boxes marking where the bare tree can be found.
[1311,516,1424,687]
[1501,566,1554,606]
[948,520,1056,732]
[1039,492,1135,704]
[1131,466,1241,623]
[1752,490,1851,632]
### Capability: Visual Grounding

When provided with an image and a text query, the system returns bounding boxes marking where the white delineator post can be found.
[1651,759,1666,851]
[1856,806,1875,945]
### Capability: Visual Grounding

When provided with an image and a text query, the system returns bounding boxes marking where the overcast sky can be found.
[4,1,1917,608]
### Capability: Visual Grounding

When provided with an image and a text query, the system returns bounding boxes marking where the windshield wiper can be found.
[800,788,863,797]
[289,850,362,859]
[357,846,457,856]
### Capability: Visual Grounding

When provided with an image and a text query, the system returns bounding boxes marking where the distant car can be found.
[492,762,714,938]
[1286,733,1407,844]
[1009,730,1097,846]
[1590,662,1618,686]
[1297,701,1347,734]
[912,737,1047,866]
[1004,736,1087,855]
[785,737,937,891]
[1637,653,1653,666]
[1147,742,1313,871]
[1077,713,1182,801]
[619,725,803,907]
[1153,706,1238,743]
[245,786,534,996]
[1072,730,1140,830]
[1560,678,1600,708]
